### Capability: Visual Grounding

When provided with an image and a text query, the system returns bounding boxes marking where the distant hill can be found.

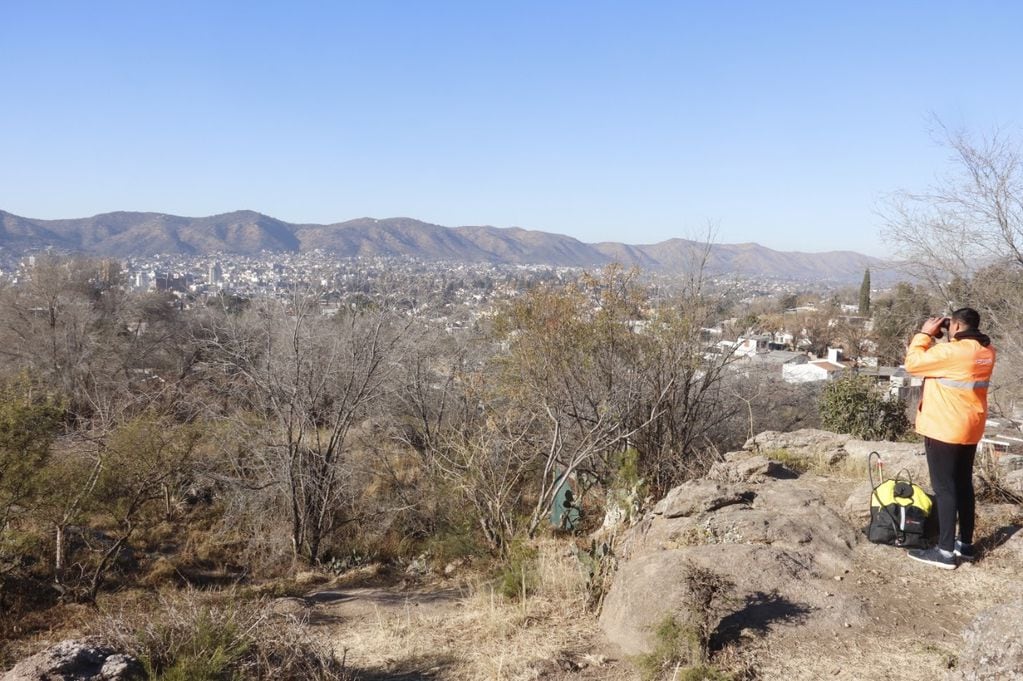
[0,210,896,283]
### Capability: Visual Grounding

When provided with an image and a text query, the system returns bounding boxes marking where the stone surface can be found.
[98,656,144,681]
[2,639,143,681]
[706,454,794,484]
[745,428,852,465]
[1001,468,1023,495]
[744,429,931,481]
[651,479,751,519]
[948,598,1023,680]
[844,439,930,484]
[270,596,307,615]
[599,539,862,656]
[602,466,861,656]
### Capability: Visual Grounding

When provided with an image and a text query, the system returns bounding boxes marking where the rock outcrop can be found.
[744,428,933,523]
[948,598,1023,680]
[1,639,143,681]
[600,447,863,656]
[600,428,1023,677]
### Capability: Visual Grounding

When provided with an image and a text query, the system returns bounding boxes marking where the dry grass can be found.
[330,540,602,680]
[93,588,348,680]
[750,635,955,681]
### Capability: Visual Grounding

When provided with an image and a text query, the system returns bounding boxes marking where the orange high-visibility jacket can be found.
[905,332,996,445]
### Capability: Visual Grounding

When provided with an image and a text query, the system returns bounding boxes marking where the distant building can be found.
[208,261,223,285]
[751,350,808,367]
[783,358,846,383]
[736,334,772,358]
[890,367,923,409]
[133,271,152,291]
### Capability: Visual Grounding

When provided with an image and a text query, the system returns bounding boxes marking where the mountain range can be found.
[0,209,894,283]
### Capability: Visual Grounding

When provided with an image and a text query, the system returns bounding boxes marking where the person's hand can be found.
[920,317,946,337]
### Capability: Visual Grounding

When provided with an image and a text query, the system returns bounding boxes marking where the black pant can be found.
[924,437,977,552]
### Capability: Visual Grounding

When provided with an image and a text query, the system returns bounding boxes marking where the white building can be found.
[782,348,846,383]
[782,359,846,383]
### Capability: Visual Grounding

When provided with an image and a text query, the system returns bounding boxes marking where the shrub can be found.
[819,375,909,441]
[94,589,348,680]
[495,543,538,601]
[635,562,736,680]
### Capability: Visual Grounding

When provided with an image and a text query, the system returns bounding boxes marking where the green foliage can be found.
[0,376,64,571]
[608,448,647,524]
[574,539,615,610]
[96,414,202,519]
[859,268,871,315]
[146,609,250,681]
[0,377,65,501]
[635,562,736,680]
[98,591,347,681]
[777,293,798,312]
[819,375,910,441]
[495,543,538,601]
[733,313,759,334]
[423,518,487,565]
[761,448,809,473]
[635,615,735,681]
[870,282,939,365]
[635,615,700,680]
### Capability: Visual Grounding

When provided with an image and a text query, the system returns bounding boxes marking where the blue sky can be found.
[2,1,1021,254]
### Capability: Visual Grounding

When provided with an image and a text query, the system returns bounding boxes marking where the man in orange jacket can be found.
[904,307,995,569]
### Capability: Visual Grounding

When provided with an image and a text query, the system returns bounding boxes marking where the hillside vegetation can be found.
[0,252,1018,680]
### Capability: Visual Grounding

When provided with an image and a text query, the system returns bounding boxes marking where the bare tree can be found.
[430,407,534,553]
[493,267,664,539]
[883,124,1023,408]
[869,282,940,365]
[194,292,408,563]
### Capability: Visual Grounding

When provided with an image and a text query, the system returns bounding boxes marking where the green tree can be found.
[859,268,871,316]
[819,375,909,441]
[0,376,64,587]
[870,283,939,366]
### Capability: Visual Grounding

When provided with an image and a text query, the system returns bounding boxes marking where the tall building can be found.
[208,261,223,285]
[134,271,151,291]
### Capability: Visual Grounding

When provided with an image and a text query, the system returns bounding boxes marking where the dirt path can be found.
[288,480,1021,680]
[293,576,633,680]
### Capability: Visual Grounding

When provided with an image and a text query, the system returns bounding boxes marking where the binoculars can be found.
[934,317,951,339]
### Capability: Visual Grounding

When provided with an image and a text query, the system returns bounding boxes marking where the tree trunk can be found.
[54,524,65,585]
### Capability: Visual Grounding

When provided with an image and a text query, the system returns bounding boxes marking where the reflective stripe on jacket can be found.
[905,332,995,445]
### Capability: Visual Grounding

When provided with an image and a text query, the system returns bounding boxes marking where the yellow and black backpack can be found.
[866,452,934,548]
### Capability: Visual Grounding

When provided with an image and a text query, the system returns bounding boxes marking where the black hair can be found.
[951,307,980,329]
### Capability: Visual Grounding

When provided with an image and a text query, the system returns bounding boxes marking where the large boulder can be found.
[843,438,929,483]
[601,458,862,656]
[948,598,1023,680]
[1,639,143,681]
[745,429,932,481]
[706,453,795,485]
[651,479,751,519]
[745,429,852,465]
